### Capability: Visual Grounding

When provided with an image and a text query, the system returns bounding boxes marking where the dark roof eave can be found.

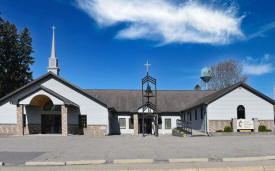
[0,72,108,108]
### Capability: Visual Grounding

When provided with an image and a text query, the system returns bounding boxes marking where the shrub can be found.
[258,125,268,132]
[216,129,223,132]
[224,126,233,132]
[173,128,185,133]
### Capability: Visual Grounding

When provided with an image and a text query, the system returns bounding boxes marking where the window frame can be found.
[79,115,87,128]
[165,118,171,129]
[237,105,245,119]
[119,118,126,129]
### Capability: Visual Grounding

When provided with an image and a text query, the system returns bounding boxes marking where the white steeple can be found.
[48,26,60,75]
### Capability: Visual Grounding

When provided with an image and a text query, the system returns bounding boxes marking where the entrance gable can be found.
[207,86,274,120]
[19,89,64,106]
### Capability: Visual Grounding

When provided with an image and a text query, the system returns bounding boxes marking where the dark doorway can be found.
[41,115,61,134]
[138,118,152,134]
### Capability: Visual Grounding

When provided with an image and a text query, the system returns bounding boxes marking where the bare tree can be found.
[201,59,248,90]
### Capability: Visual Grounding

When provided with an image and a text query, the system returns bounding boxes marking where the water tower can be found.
[200,67,212,90]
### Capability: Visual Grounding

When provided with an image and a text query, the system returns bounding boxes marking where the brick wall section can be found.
[259,120,274,131]
[83,125,107,136]
[0,124,17,135]
[209,120,231,132]
[16,105,24,136]
[24,124,41,134]
[61,105,68,136]
[134,114,138,135]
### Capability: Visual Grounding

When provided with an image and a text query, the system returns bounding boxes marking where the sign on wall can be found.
[237,119,254,130]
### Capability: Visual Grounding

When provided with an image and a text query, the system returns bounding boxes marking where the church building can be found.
[0,28,274,136]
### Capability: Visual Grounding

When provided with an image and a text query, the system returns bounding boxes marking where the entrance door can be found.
[41,115,61,134]
[138,118,152,134]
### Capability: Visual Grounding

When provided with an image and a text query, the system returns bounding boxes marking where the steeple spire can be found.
[48,26,60,75]
[50,26,56,58]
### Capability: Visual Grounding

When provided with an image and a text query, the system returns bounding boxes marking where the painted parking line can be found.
[25,161,65,166]
[113,159,154,164]
[198,166,265,171]
[169,158,208,163]
[222,156,275,162]
[66,160,106,165]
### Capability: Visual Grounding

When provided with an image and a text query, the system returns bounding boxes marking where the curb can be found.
[66,160,106,165]
[223,156,275,162]
[25,161,65,166]
[169,158,208,163]
[113,159,154,164]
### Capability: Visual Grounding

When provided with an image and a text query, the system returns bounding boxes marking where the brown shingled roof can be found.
[84,89,216,113]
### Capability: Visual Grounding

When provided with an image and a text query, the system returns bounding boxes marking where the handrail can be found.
[176,120,192,135]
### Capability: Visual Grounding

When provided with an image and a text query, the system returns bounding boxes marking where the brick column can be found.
[16,104,24,136]
[232,118,237,132]
[253,118,259,133]
[134,114,139,135]
[61,105,68,136]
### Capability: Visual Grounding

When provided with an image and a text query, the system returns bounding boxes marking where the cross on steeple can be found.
[144,60,151,73]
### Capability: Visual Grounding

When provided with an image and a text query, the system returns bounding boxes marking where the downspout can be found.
[204,104,209,136]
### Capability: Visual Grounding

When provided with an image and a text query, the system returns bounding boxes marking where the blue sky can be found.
[1,0,275,98]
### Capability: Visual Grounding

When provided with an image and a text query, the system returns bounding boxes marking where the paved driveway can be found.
[1,135,275,165]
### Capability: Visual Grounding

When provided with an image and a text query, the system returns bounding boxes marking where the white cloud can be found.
[243,54,274,75]
[243,63,274,75]
[77,0,244,45]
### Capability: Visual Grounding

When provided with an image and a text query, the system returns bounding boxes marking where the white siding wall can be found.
[42,78,109,125]
[207,87,274,120]
[118,115,134,134]
[0,101,17,124]
[158,115,180,134]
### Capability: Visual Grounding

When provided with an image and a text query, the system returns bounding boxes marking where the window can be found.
[158,117,162,129]
[119,118,126,129]
[79,115,87,128]
[165,119,171,129]
[195,110,197,120]
[183,113,186,121]
[189,112,192,121]
[201,107,203,120]
[129,118,133,129]
[23,114,26,127]
[237,105,245,119]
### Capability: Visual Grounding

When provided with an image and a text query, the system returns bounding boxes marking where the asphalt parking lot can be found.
[1,134,275,165]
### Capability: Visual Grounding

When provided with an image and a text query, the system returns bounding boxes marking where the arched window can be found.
[237,105,245,119]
